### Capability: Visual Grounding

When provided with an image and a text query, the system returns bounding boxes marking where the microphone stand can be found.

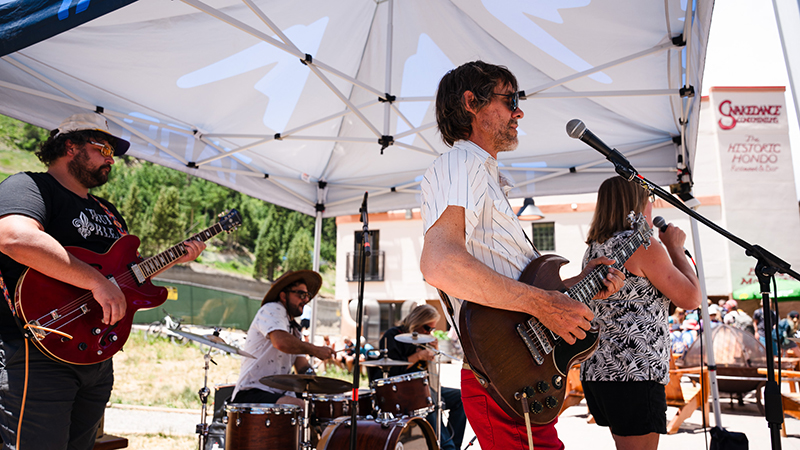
[349,192,370,450]
[609,160,792,450]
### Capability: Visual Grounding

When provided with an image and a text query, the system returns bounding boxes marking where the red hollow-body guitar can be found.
[457,213,652,425]
[14,210,242,365]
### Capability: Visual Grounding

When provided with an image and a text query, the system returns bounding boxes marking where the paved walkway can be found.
[104,362,800,449]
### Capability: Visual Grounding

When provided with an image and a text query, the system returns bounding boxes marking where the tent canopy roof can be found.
[0,0,712,217]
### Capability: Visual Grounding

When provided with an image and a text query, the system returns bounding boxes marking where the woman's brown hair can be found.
[585,176,649,244]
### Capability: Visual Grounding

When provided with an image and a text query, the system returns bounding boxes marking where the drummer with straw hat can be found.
[231,270,334,406]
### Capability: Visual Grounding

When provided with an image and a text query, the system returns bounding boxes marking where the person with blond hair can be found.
[374,304,466,450]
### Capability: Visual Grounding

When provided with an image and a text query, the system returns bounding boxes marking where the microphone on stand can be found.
[566,119,637,180]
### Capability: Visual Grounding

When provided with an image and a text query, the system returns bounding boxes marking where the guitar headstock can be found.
[218,209,243,233]
[627,211,654,249]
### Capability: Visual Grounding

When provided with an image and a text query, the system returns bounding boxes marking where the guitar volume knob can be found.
[545,396,558,409]
[536,381,550,393]
[530,401,543,414]
[91,328,102,336]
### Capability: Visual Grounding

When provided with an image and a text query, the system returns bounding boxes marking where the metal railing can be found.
[345,250,385,281]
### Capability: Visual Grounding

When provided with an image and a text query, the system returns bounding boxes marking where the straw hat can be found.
[261,270,322,305]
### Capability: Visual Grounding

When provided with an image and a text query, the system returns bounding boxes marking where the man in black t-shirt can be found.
[0,113,205,449]
[372,304,466,450]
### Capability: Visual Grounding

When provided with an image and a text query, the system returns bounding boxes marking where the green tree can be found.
[121,183,148,237]
[0,115,48,151]
[253,206,283,280]
[285,228,313,272]
[146,187,186,255]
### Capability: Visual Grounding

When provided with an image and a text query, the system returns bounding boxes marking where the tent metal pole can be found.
[309,183,324,347]
[523,41,674,94]
[771,0,800,137]
[690,212,723,428]
[384,0,393,137]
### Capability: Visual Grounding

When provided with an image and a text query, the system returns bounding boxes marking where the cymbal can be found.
[361,357,410,367]
[260,374,353,394]
[172,329,255,359]
[394,332,435,345]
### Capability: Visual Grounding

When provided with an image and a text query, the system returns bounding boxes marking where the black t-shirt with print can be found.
[0,172,127,340]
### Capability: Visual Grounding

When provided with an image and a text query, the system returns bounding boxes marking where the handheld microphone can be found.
[566,119,636,180]
[653,216,694,260]
[653,216,668,233]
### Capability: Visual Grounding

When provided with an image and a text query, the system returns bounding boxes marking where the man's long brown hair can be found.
[586,176,649,244]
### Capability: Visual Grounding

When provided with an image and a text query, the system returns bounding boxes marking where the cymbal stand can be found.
[300,387,313,450]
[424,344,461,449]
[195,350,216,450]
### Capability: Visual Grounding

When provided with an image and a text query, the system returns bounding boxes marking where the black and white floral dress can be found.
[580,230,671,385]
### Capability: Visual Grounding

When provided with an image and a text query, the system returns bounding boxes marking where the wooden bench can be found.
[757,368,800,437]
[557,360,711,434]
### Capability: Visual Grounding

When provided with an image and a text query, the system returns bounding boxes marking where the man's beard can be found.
[492,119,519,153]
[480,115,519,153]
[68,147,110,188]
[288,303,304,317]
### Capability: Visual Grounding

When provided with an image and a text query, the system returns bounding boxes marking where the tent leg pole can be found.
[690,214,723,427]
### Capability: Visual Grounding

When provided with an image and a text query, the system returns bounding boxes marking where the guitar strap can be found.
[91,195,141,259]
[0,269,14,316]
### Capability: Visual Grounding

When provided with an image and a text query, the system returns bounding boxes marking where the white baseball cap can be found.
[54,113,130,156]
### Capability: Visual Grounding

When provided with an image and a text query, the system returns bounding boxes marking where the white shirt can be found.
[420,140,538,331]
[232,301,299,398]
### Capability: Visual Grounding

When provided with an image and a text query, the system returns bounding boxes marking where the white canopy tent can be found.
[0,0,711,219]
[0,0,725,427]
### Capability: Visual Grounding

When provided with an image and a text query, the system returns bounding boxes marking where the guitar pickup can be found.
[130,264,146,285]
[526,318,553,355]
[516,323,544,365]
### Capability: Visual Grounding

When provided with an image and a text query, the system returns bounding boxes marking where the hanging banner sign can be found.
[709,87,800,295]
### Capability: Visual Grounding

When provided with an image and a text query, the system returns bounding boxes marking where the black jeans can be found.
[0,338,113,450]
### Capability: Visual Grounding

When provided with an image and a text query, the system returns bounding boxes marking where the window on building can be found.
[531,222,555,252]
[350,230,383,281]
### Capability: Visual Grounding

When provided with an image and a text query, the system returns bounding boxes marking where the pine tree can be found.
[285,228,313,272]
[147,187,186,255]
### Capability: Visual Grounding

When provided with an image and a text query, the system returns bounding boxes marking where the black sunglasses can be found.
[421,324,435,333]
[492,91,519,112]
[288,290,310,300]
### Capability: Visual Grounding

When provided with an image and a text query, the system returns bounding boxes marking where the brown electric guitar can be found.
[456,212,652,425]
[14,209,242,365]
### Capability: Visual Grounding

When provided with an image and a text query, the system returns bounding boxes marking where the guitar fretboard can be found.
[136,223,225,279]
[567,222,650,303]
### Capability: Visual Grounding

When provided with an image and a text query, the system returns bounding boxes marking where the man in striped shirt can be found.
[420,61,625,450]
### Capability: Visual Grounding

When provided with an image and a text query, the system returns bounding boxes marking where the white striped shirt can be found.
[421,140,538,331]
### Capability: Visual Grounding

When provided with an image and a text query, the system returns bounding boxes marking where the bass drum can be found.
[317,416,438,450]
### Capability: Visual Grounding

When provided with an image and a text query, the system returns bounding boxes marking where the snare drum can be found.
[372,371,434,417]
[224,403,300,450]
[317,416,437,450]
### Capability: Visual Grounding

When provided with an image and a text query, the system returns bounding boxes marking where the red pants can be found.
[461,369,564,450]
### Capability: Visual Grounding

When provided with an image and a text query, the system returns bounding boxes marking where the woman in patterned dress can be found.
[580,176,702,450]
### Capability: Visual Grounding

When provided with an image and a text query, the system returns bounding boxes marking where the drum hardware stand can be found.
[195,347,217,450]
[300,387,313,450]
[423,343,461,449]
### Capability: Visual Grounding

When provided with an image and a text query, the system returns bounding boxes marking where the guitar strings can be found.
[29,223,228,337]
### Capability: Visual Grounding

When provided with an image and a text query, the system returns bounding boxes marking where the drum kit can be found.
[177,329,459,450]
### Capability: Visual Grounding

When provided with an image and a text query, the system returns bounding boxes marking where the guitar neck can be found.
[567,230,648,303]
[134,223,226,279]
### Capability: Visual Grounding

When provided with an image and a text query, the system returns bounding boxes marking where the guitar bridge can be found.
[26,320,46,341]
[516,324,544,365]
